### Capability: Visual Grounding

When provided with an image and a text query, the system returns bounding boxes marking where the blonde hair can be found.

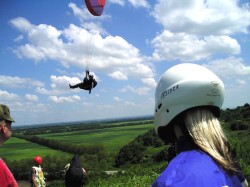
[184,108,238,174]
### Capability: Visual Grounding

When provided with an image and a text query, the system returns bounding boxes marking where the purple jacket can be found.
[152,150,243,187]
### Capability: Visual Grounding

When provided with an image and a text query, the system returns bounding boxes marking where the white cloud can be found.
[0,75,44,88]
[0,90,19,101]
[128,0,150,8]
[150,0,249,63]
[203,57,250,79]
[10,18,65,62]
[25,94,38,102]
[108,71,128,80]
[68,3,85,18]
[49,95,81,103]
[108,0,150,8]
[83,101,95,106]
[35,75,79,95]
[50,75,73,90]
[151,31,240,62]
[35,87,51,95]
[12,102,49,113]
[152,0,250,35]
[14,35,24,42]
[96,104,113,109]
[29,103,49,112]
[124,101,137,106]
[141,78,157,88]
[114,96,121,102]
[9,17,33,33]
[119,85,151,95]
[131,63,154,77]
[109,0,125,6]
[13,44,47,62]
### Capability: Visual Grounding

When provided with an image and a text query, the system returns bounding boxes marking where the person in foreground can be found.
[30,156,46,187]
[152,63,248,187]
[0,104,19,187]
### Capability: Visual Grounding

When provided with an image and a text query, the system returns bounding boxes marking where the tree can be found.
[115,142,146,167]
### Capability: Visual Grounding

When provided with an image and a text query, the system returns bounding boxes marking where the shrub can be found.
[115,142,147,167]
[230,122,249,131]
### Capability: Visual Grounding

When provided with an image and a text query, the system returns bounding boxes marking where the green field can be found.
[0,112,249,186]
[0,123,154,161]
[0,137,71,160]
[38,124,154,153]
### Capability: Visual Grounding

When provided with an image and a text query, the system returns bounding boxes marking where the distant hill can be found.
[13,115,153,130]
[13,115,154,135]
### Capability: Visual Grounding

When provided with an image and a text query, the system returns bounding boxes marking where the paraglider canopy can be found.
[85,0,106,16]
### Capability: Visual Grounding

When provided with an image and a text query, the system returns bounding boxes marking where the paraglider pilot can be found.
[69,70,97,94]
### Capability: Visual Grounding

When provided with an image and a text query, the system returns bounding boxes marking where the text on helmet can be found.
[161,84,179,100]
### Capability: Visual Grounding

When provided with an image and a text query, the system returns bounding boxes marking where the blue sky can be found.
[1,0,250,126]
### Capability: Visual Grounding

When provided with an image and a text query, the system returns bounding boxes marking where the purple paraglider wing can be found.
[85,0,106,16]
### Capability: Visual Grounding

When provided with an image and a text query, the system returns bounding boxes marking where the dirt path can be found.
[17,180,51,187]
[17,171,122,186]
[17,180,30,187]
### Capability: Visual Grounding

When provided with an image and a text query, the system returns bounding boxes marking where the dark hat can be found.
[0,104,15,122]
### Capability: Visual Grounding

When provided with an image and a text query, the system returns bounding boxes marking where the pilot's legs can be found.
[69,83,82,89]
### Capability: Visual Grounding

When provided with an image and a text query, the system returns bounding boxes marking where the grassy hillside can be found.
[38,124,153,153]
[0,137,71,160]
[1,120,154,161]
[0,104,249,186]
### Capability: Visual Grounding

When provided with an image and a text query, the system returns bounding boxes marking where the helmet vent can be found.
[158,103,162,109]
[166,109,169,113]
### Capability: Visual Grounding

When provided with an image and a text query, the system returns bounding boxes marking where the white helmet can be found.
[154,63,224,139]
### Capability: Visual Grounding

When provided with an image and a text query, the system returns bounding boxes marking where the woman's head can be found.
[154,63,224,141]
[154,63,239,174]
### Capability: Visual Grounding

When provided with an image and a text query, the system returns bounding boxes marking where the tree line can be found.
[14,119,154,135]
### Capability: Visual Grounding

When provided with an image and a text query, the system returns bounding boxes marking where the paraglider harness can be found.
[80,71,97,93]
